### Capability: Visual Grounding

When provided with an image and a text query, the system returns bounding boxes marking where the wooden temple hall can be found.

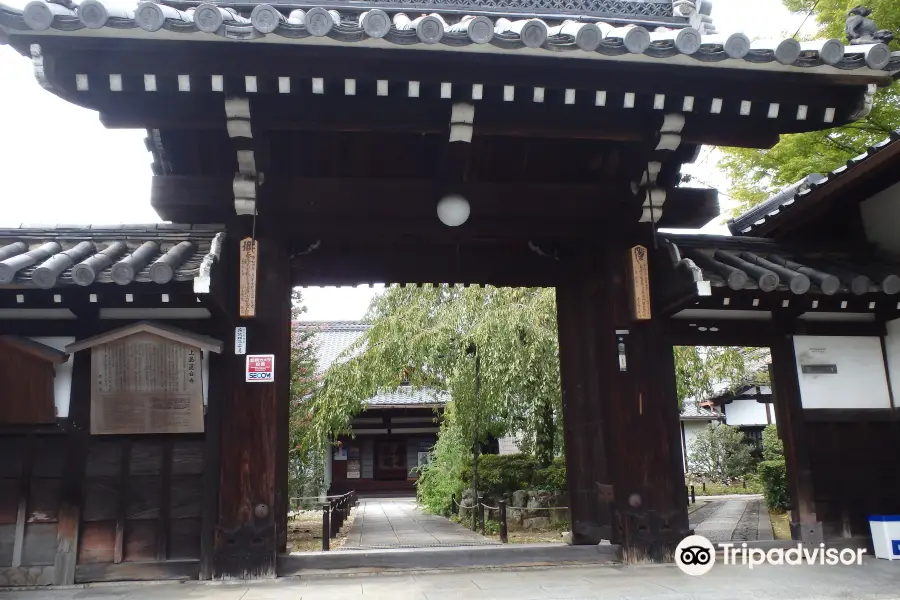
[2,0,900,584]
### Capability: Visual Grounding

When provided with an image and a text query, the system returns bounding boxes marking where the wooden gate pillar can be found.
[556,240,689,559]
[770,336,822,543]
[210,222,292,579]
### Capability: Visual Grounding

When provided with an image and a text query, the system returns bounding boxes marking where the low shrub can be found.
[758,459,790,511]
[462,453,536,498]
[533,456,567,491]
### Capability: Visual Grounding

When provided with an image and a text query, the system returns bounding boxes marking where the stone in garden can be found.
[512,490,528,508]
[524,516,552,531]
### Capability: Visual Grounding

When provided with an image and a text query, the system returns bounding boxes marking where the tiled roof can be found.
[2,1,898,74]
[0,224,224,292]
[680,402,721,420]
[728,129,900,236]
[296,320,448,406]
[706,384,772,405]
[296,320,370,375]
[663,233,900,296]
[368,386,448,406]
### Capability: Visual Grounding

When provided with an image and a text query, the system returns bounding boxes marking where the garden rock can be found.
[512,490,528,508]
[524,516,552,531]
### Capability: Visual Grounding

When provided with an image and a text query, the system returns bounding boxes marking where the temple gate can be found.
[1,0,899,582]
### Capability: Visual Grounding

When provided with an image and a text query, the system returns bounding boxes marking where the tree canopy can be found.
[718,0,900,215]
[287,290,322,499]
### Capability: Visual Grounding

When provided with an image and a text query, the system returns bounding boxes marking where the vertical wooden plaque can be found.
[628,245,651,321]
[239,237,258,318]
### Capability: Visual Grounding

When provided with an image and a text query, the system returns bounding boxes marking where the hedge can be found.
[758,459,790,512]
[461,454,567,498]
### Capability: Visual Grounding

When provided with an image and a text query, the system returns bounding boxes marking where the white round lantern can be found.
[436,194,470,227]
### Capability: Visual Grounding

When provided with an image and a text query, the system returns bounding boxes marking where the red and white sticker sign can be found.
[245,354,275,383]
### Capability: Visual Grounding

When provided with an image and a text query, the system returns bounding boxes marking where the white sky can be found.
[0,0,818,319]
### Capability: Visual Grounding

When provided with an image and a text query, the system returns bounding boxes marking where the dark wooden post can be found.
[322,506,330,551]
[556,239,689,559]
[499,500,508,543]
[690,486,696,505]
[770,336,822,543]
[213,223,292,579]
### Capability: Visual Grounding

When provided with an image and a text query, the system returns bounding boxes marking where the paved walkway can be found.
[5,561,900,599]
[690,496,773,543]
[341,498,497,550]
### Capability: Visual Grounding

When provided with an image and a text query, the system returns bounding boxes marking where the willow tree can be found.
[304,285,562,468]
[301,285,767,503]
[287,289,322,500]
[718,0,900,214]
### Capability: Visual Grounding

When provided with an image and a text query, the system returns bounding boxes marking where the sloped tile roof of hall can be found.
[728,129,900,236]
[295,320,448,406]
[1,0,899,75]
[662,232,900,296]
[680,402,722,420]
[296,320,371,375]
[0,223,224,292]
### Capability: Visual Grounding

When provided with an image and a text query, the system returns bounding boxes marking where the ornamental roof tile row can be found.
[663,234,900,297]
[728,129,900,236]
[0,224,224,290]
[1,0,898,73]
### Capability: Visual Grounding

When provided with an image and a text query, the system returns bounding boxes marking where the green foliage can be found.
[688,424,756,482]
[533,456,567,492]
[674,346,771,409]
[288,290,324,499]
[719,1,900,215]
[415,404,472,515]
[759,460,791,512]
[462,453,537,498]
[762,424,784,461]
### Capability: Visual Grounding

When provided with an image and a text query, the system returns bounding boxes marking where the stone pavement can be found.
[690,497,773,543]
[4,561,900,599]
[341,498,497,550]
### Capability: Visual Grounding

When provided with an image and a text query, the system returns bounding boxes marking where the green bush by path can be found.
[758,459,790,512]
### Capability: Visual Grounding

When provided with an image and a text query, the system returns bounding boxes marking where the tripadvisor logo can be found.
[675,535,866,576]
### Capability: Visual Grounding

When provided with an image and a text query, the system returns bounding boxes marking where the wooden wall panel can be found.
[0,348,56,424]
[21,523,57,566]
[85,443,121,477]
[77,521,116,564]
[172,442,204,475]
[125,477,161,520]
[806,419,900,539]
[0,440,23,477]
[124,521,159,562]
[0,481,18,525]
[170,478,202,519]
[27,479,60,523]
[31,440,66,478]
[82,480,119,521]
[0,524,15,566]
[168,519,201,560]
[130,443,164,476]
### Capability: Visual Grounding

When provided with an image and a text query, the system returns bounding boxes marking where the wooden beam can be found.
[100,94,778,148]
[151,175,715,229]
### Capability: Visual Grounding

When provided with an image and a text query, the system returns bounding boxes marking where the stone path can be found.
[690,496,773,542]
[6,561,900,599]
[341,498,498,550]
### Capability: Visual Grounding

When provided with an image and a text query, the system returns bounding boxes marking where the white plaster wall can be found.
[884,319,900,406]
[723,399,773,427]
[498,435,521,455]
[793,335,891,409]
[860,181,900,253]
[30,336,74,418]
[681,420,712,472]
